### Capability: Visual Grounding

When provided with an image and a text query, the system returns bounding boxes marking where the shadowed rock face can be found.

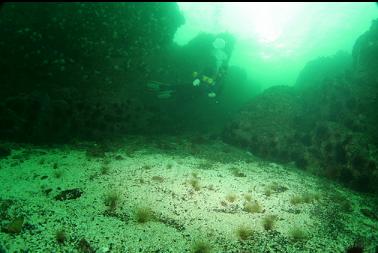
[353,19,378,77]
[223,85,302,158]
[223,19,378,194]
[0,3,185,142]
[0,3,252,141]
[0,3,184,98]
[0,146,11,158]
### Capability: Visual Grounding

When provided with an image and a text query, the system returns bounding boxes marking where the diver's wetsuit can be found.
[149,34,234,100]
[192,47,229,97]
[193,66,225,97]
[191,34,234,98]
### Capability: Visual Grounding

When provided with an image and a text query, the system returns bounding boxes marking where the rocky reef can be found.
[0,3,257,142]
[0,3,184,99]
[1,3,377,195]
[224,19,378,193]
[0,3,185,142]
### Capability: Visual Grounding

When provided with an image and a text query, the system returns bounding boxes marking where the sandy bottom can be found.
[0,136,377,253]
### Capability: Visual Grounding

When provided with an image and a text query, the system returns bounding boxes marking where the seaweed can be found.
[189,178,201,191]
[55,229,67,244]
[191,239,212,253]
[104,190,121,213]
[289,226,307,241]
[135,206,154,223]
[244,201,262,213]
[100,165,110,175]
[236,225,254,240]
[244,193,252,202]
[225,193,237,203]
[262,215,277,231]
[230,167,246,177]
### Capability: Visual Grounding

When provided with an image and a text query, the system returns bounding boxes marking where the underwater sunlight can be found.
[175,2,378,87]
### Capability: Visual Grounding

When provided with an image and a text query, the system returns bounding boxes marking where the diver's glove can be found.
[208,92,216,98]
[193,78,201,86]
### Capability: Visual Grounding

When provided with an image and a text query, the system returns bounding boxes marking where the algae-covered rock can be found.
[54,188,83,201]
[0,145,11,158]
[0,3,184,142]
[352,18,378,77]
[224,21,378,193]
[1,216,24,234]
[223,85,302,162]
[295,51,352,90]
[77,238,95,253]
[0,199,13,220]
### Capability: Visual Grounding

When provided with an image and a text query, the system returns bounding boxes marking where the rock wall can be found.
[223,19,378,193]
[0,4,258,141]
[0,3,184,99]
[0,3,184,142]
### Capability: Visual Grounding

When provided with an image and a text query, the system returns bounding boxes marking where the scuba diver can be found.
[147,33,235,100]
[192,35,232,98]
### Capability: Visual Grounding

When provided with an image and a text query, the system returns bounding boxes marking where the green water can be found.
[175,2,378,89]
[0,2,377,253]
